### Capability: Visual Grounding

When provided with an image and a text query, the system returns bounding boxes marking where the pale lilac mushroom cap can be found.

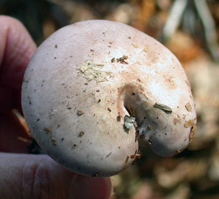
[22,20,197,177]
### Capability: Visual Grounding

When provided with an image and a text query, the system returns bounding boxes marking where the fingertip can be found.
[0,153,113,199]
[70,175,113,199]
[0,15,37,69]
[0,15,37,88]
[0,15,37,111]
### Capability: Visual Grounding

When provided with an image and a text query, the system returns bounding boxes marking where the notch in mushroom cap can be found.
[22,20,197,177]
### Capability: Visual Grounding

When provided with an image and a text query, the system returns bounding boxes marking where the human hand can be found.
[0,16,112,199]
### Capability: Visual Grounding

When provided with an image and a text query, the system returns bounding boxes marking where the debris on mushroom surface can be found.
[124,115,136,130]
[22,20,196,177]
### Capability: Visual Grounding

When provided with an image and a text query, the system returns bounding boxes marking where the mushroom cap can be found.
[22,20,196,177]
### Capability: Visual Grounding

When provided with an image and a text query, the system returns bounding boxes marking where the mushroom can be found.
[22,20,197,177]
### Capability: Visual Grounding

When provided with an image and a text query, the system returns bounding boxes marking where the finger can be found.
[0,111,30,153]
[0,15,37,112]
[0,153,112,199]
[0,16,36,150]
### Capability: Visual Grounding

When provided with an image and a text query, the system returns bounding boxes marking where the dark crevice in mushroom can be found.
[118,83,174,156]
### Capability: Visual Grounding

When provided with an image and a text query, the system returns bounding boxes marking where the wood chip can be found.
[184,120,195,128]
[44,128,51,132]
[17,137,31,144]
[153,103,172,114]
[117,115,121,122]
[185,102,192,112]
[189,124,197,141]
[143,46,149,52]
[79,131,84,137]
[77,110,84,116]
[51,137,56,145]
[111,57,115,63]
[106,152,112,158]
[173,117,180,125]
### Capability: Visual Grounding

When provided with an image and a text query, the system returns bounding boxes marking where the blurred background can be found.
[1,0,219,198]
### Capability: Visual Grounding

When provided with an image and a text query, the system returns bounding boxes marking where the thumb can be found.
[0,153,112,199]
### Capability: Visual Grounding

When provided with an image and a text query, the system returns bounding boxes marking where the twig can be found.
[161,0,188,42]
[194,0,219,61]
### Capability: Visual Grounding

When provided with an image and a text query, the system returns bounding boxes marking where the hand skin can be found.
[0,16,112,199]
